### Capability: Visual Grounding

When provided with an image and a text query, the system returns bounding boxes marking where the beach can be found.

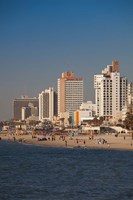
[1,132,133,151]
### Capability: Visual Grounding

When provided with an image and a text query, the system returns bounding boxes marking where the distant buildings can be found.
[57,72,83,117]
[122,82,133,120]
[72,101,96,126]
[12,61,130,125]
[21,106,31,121]
[21,102,38,121]
[94,60,128,120]
[80,101,96,116]
[72,110,94,126]
[13,96,39,120]
[39,87,57,122]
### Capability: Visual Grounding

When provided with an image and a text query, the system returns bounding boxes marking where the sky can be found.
[0,0,133,121]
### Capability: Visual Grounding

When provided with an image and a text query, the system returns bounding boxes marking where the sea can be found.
[0,140,133,200]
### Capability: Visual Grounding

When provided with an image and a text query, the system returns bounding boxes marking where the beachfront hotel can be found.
[39,87,57,122]
[94,60,128,120]
[57,72,83,117]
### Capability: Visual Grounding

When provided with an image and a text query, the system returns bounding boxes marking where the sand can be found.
[1,132,133,151]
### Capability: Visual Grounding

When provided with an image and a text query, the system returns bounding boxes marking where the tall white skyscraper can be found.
[94,61,128,119]
[58,72,83,116]
[39,87,54,121]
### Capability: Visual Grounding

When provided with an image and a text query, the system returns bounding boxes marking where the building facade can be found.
[128,82,133,104]
[21,107,31,121]
[120,76,128,110]
[39,87,57,122]
[80,101,96,116]
[13,96,39,120]
[72,110,94,126]
[94,61,128,119]
[58,72,83,116]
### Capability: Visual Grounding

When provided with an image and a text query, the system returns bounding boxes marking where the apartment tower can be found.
[58,72,83,116]
[94,61,128,119]
[39,87,57,122]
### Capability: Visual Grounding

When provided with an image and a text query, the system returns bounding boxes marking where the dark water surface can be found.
[0,140,133,200]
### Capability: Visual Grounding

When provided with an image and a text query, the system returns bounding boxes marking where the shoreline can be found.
[1,133,133,151]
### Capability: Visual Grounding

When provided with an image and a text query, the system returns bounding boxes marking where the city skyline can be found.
[0,0,133,121]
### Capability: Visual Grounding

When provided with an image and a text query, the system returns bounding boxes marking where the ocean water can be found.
[0,140,133,200]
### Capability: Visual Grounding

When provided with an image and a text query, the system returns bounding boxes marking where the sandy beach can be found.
[1,132,133,151]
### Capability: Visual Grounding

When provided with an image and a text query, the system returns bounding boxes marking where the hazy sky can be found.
[0,0,133,121]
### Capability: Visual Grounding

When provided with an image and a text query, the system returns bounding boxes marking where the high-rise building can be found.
[13,96,39,120]
[94,61,128,119]
[124,82,133,116]
[58,72,83,116]
[128,82,133,104]
[39,87,57,121]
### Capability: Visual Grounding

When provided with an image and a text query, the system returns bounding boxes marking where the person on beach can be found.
[65,140,67,147]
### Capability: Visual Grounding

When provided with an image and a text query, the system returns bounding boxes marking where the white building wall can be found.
[77,110,93,125]
[39,88,54,122]
[39,93,43,121]
[57,79,60,115]
[101,77,113,117]
[21,107,26,121]
[128,83,133,104]
[120,77,128,110]
[48,87,54,121]
[79,101,96,116]
[111,72,120,117]
[94,75,103,116]
[94,64,127,119]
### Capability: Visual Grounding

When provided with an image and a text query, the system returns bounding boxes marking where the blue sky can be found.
[0,0,133,121]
